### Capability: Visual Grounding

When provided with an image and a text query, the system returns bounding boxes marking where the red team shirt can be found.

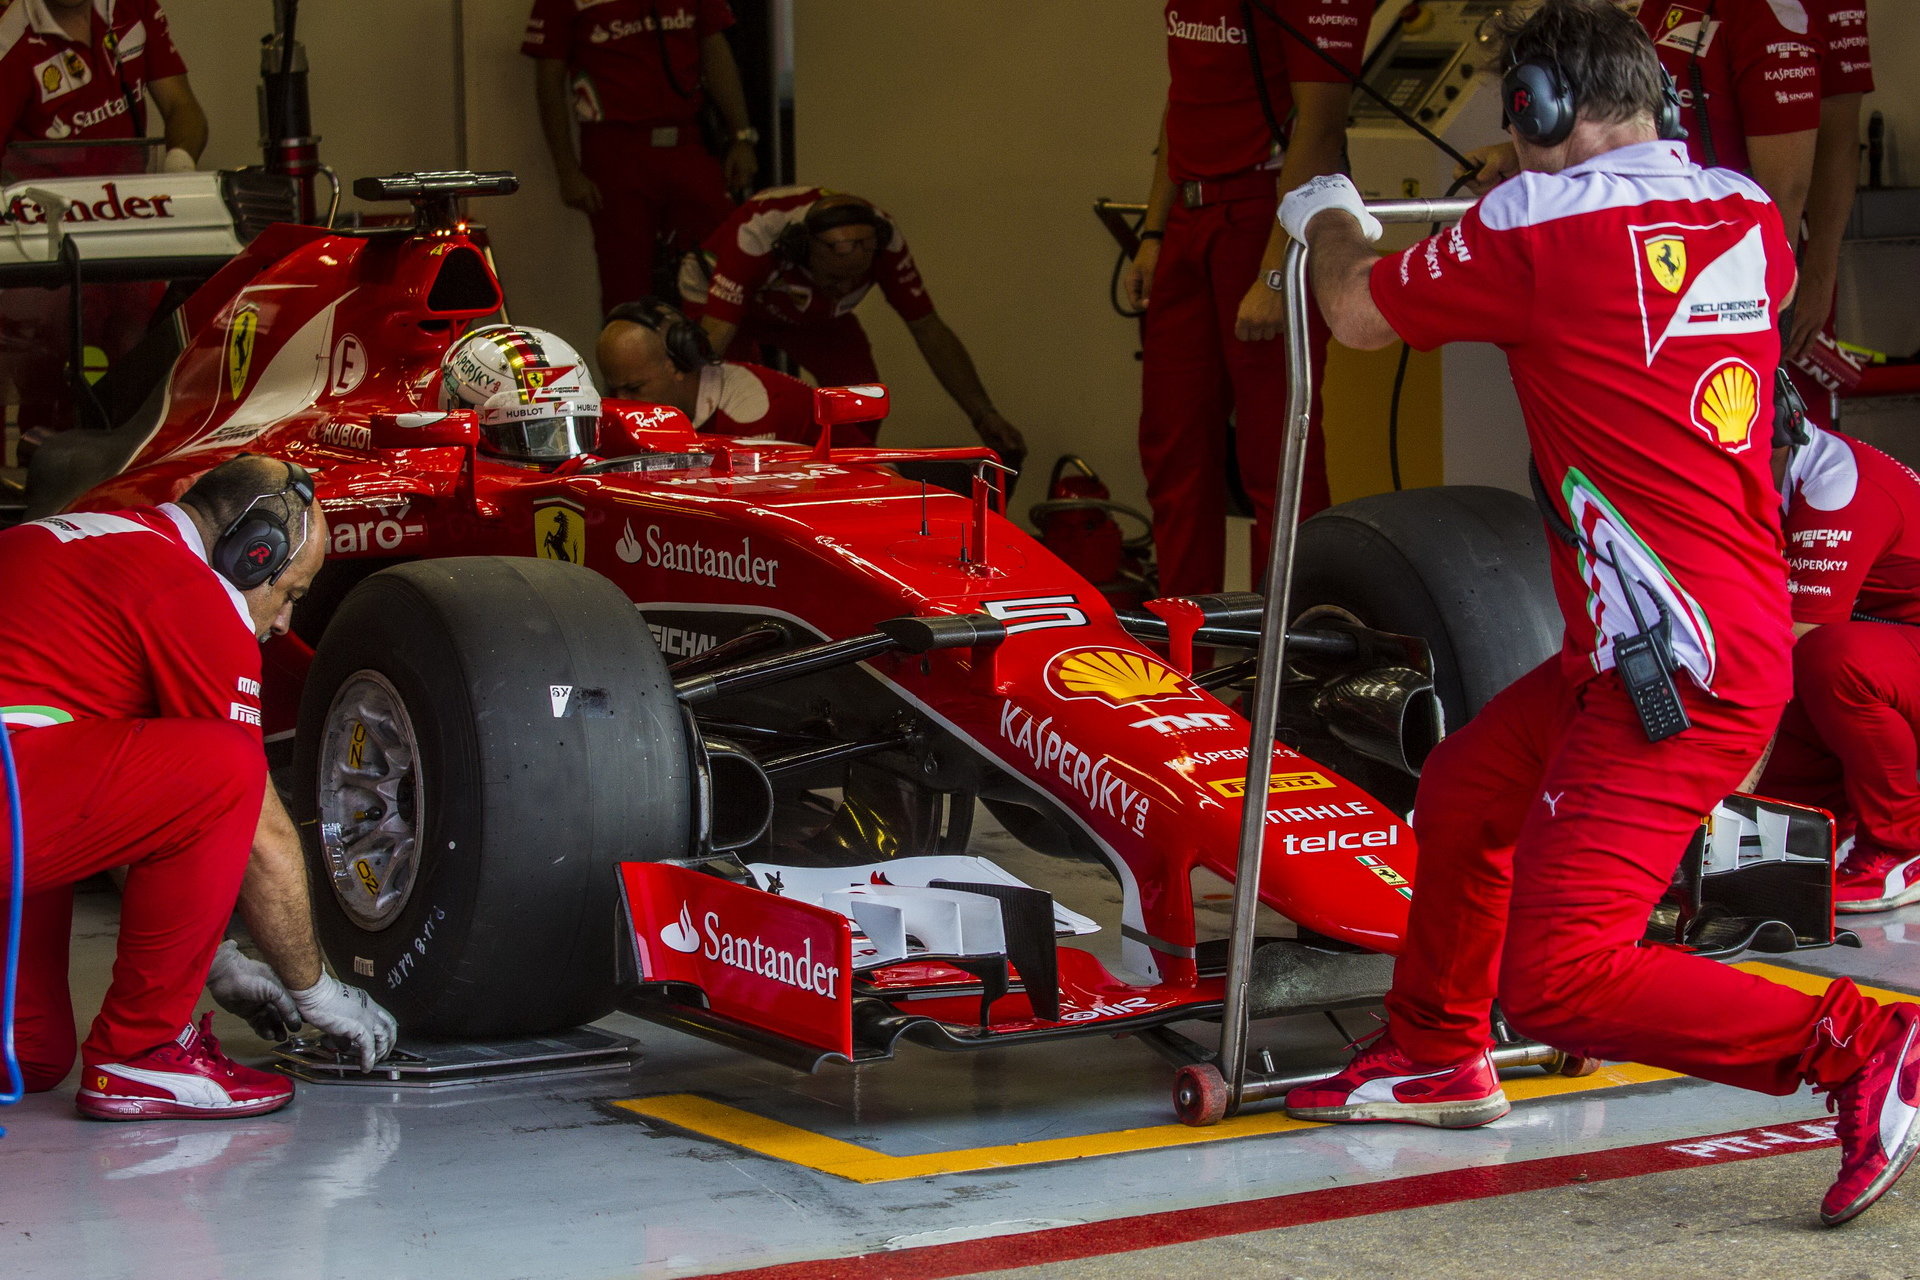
[693,360,814,440]
[520,0,733,126]
[691,186,935,330]
[0,505,262,736]
[1633,0,1822,175]
[0,0,187,178]
[1815,1,1873,97]
[1782,427,1920,626]
[1372,141,1798,707]
[1161,0,1368,182]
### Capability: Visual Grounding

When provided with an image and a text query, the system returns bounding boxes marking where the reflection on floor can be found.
[2,814,1918,1280]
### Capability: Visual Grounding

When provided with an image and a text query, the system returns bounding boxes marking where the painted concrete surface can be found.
[966,1153,1920,1280]
[1,848,1916,1279]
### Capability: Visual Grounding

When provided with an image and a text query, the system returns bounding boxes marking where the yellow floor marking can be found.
[613,962,1912,1183]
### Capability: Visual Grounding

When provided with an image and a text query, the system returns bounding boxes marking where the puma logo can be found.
[1542,791,1565,817]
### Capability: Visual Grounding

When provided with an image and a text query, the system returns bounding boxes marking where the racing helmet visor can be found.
[475,396,600,461]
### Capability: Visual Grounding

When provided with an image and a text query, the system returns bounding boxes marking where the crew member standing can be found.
[1760,419,1920,913]
[1125,0,1364,599]
[524,0,758,315]
[1784,1,1875,424]
[680,186,1025,462]
[0,455,396,1118]
[1279,1,1920,1228]
[0,0,208,462]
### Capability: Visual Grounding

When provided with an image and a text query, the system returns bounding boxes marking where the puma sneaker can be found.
[1285,1026,1509,1128]
[1835,845,1920,915]
[1821,1002,1920,1226]
[77,1013,294,1120]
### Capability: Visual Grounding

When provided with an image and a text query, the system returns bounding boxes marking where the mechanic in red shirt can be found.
[1123,0,1364,599]
[678,186,1025,461]
[0,0,208,464]
[523,0,757,315]
[1279,2,1919,1227]
[0,455,396,1119]
[596,297,816,443]
[1757,419,1920,913]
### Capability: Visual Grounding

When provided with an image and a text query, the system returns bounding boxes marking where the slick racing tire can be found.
[1293,485,1558,730]
[292,556,693,1038]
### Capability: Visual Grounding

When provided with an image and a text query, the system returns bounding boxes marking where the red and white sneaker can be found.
[76,1013,295,1121]
[1284,1027,1509,1128]
[1835,844,1920,914]
[1820,1003,1920,1226]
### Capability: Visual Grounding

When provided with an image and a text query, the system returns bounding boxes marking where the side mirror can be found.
[367,409,480,449]
[811,384,888,457]
[812,384,888,431]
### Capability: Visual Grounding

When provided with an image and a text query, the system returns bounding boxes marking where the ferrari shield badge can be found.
[225,303,260,400]
[1645,236,1687,294]
[534,500,584,563]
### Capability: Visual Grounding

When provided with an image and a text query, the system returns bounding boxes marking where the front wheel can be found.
[292,556,694,1038]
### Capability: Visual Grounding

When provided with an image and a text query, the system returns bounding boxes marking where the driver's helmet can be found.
[440,324,600,462]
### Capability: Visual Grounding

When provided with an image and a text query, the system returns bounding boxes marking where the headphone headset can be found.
[212,458,317,591]
[1501,59,1685,148]
[605,297,716,374]
[773,198,895,270]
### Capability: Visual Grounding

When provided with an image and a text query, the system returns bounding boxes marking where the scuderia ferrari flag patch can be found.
[1630,222,1771,364]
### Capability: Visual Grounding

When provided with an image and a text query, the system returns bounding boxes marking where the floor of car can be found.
[4,806,1917,1280]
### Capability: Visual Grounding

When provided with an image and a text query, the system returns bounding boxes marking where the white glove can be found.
[291,973,399,1072]
[1278,174,1384,245]
[161,146,196,174]
[206,939,301,1041]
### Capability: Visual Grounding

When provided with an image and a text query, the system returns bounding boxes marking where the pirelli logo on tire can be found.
[1208,771,1334,798]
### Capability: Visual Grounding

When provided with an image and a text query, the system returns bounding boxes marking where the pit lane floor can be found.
[4,815,1920,1280]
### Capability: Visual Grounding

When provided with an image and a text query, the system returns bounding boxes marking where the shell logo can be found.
[1045,647,1195,708]
[1691,358,1760,454]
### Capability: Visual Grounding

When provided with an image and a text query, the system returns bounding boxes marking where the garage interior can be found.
[5,2,1920,1278]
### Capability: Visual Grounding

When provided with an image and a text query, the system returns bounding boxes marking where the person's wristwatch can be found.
[731,127,760,145]
[1264,268,1286,292]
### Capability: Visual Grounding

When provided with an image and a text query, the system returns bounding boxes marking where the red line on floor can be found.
[687,1117,1840,1280]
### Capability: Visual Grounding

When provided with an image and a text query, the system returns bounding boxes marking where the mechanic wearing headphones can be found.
[523,0,757,315]
[1467,2,1820,227]
[1757,414,1920,915]
[1124,0,1366,599]
[0,454,396,1119]
[1278,0,1920,1227]
[677,186,1025,463]
[1469,3,1841,424]
[0,0,209,466]
[596,298,816,443]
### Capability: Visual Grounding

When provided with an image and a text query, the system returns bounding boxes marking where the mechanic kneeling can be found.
[596,298,816,442]
[1275,0,1920,1227]
[1758,413,1920,914]
[0,455,396,1119]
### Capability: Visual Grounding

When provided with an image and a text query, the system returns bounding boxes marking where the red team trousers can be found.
[579,124,733,316]
[1387,657,1890,1093]
[3,719,261,1088]
[1762,622,1920,857]
[1139,195,1330,597]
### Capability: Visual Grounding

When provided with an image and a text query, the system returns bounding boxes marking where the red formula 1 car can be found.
[33,172,1849,1108]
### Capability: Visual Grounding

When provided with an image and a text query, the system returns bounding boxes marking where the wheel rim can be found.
[315,671,425,930]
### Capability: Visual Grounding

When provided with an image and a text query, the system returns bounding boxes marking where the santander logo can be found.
[657,901,843,997]
[616,519,644,564]
[660,903,701,953]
